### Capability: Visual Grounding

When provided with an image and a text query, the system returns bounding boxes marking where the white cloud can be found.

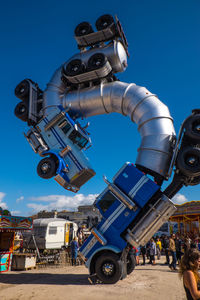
[16,196,24,203]
[172,193,188,205]
[0,192,8,209]
[27,193,98,213]
[11,210,21,215]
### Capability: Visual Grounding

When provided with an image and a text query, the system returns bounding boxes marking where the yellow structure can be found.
[169,201,200,236]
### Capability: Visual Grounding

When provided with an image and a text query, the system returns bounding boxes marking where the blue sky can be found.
[1,0,200,216]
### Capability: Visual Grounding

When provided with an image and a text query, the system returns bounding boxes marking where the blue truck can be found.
[14,80,95,193]
[79,162,176,283]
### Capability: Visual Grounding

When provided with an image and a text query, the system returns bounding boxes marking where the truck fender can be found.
[41,151,66,173]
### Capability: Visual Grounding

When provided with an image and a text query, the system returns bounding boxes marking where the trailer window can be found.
[58,120,71,135]
[69,130,88,149]
[99,191,116,213]
[49,226,57,235]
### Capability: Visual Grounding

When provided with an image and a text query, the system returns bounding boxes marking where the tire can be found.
[176,146,200,177]
[64,59,85,77]
[88,53,107,70]
[37,157,57,179]
[74,22,93,36]
[127,253,136,275]
[15,79,30,101]
[95,253,122,284]
[183,114,200,143]
[14,101,28,122]
[95,14,114,31]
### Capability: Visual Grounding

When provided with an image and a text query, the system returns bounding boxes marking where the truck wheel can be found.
[183,114,200,143]
[176,146,200,177]
[95,14,114,31]
[87,53,107,70]
[74,22,93,36]
[95,253,122,284]
[127,253,136,275]
[14,101,28,122]
[15,79,30,101]
[37,157,57,179]
[64,59,85,77]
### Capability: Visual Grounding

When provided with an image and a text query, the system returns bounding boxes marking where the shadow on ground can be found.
[0,273,90,286]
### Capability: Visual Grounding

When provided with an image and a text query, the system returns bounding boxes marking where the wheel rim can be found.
[75,22,93,36]
[96,15,114,30]
[70,64,80,73]
[193,121,200,134]
[102,262,115,276]
[94,58,103,67]
[19,106,26,114]
[65,59,83,76]
[79,26,88,35]
[20,87,25,94]
[41,162,50,173]
[88,54,105,69]
[185,154,199,167]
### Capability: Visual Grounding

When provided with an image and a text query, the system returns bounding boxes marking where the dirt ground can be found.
[0,256,186,300]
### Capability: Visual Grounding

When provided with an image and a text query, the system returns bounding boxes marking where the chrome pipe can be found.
[43,63,176,178]
[62,81,176,178]
[42,66,66,115]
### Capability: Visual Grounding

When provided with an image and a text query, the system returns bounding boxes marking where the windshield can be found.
[69,129,88,149]
[98,191,116,213]
[58,120,71,135]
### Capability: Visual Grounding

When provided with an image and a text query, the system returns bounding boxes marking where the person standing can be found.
[140,245,146,265]
[169,234,177,270]
[135,246,140,265]
[70,237,79,266]
[163,235,170,265]
[148,238,156,265]
[175,235,183,265]
[156,238,162,260]
[179,248,200,300]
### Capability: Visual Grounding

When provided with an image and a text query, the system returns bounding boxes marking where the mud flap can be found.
[120,249,128,280]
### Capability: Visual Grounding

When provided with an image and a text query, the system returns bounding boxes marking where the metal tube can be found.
[62,81,176,178]
[43,69,176,178]
[42,66,66,115]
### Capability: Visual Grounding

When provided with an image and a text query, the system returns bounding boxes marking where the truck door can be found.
[65,222,74,246]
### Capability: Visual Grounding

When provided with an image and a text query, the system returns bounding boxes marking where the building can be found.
[36,205,101,228]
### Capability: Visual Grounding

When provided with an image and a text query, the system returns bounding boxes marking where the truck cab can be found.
[79,162,176,283]
[24,105,96,192]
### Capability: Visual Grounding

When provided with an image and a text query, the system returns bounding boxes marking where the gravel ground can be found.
[0,256,186,300]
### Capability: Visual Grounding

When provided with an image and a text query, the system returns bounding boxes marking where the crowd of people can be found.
[134,233,200,270]
[134,233,200,299]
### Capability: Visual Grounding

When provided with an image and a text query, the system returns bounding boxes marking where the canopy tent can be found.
[169,201,200,236]
[0,212,32,272]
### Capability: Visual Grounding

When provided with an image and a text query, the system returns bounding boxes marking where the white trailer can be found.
[25,218,78,250]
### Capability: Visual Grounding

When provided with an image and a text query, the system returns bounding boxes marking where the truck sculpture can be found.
[14,14,200,283]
